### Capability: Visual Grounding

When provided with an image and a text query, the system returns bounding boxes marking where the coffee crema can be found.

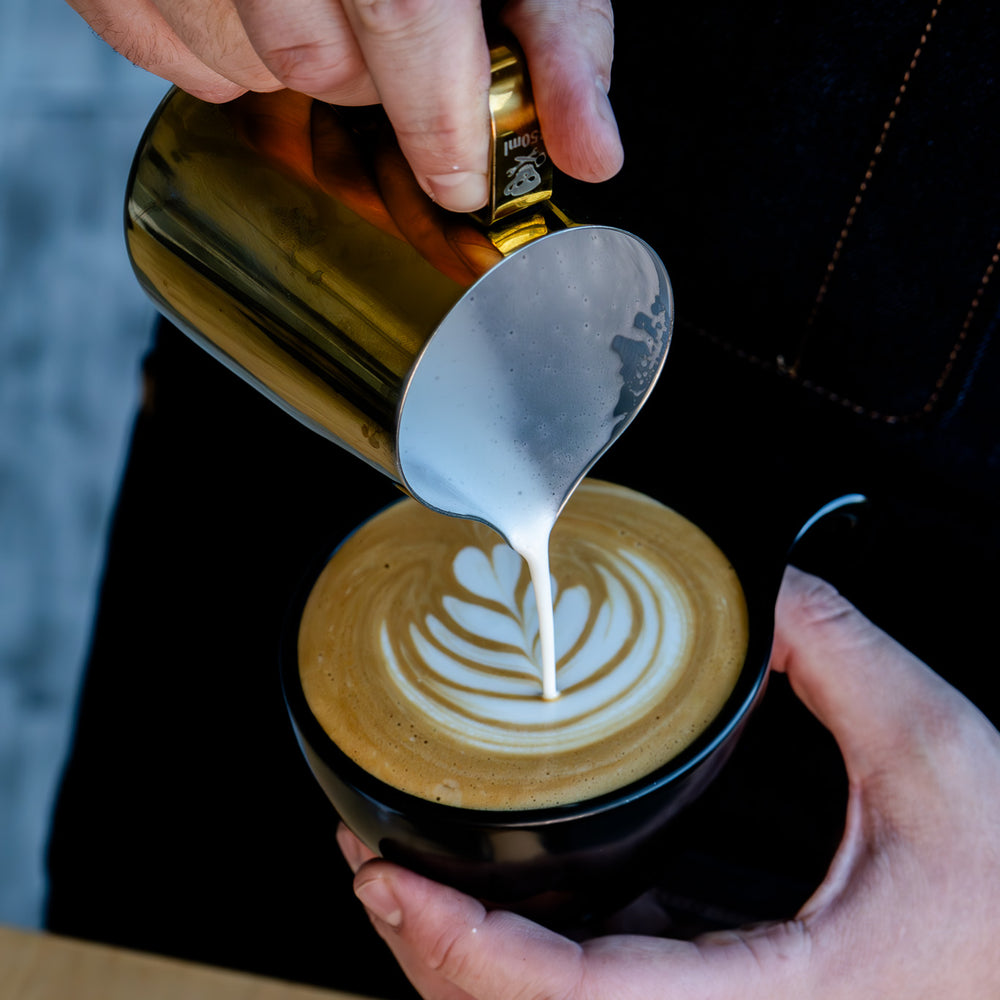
[298,480,748,810]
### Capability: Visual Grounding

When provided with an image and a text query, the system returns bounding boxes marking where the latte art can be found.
[383,542,691,755]
[299,480,748,809]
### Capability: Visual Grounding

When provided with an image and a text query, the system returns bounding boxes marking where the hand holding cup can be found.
[338,566,1000,999]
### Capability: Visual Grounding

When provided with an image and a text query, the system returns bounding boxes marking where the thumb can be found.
[354,860,585,1000]
[770,565,969,784]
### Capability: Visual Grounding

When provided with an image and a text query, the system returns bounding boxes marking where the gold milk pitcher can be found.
[125,40,674,531]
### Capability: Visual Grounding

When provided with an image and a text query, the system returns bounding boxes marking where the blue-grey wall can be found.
[0,0,167,927]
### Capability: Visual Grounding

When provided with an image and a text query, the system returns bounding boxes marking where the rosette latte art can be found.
[299,480,748,809]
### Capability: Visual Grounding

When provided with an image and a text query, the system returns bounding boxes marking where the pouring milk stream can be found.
[396,231,673,698]
[124,41,674,699]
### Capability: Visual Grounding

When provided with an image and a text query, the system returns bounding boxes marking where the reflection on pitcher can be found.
[230,91,504,286]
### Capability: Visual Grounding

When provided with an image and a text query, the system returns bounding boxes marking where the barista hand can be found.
[338,566,1000,999]
[64,0,621,211]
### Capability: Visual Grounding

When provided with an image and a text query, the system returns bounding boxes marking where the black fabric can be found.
[45,329,413,997]
[46,3,998,997]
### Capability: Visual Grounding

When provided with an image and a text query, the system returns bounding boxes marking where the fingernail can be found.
[426,170,488,212]
[355,875,403,929]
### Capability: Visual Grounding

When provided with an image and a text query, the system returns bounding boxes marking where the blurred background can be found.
[0,0,168,926]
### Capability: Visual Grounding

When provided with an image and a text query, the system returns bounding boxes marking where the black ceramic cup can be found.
[279,488,866,928]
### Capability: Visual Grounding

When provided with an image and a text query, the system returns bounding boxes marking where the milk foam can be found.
[381,543,689,753]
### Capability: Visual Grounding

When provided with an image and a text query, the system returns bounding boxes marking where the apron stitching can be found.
[778,0,944,379]
[687,231,997,427]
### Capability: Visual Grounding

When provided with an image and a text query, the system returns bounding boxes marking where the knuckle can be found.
[393,110,487,174]
[349,0,441,37]
[786,570,855,631]
[708,920,813,993]
[506,0,614,50]
[225,60,282,93]
[259,40,366,94]
[752,918,813,966]
[426,923,477,979]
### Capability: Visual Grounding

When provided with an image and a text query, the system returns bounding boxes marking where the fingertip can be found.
[424,169,489,212]
[773,567,857,658]
[527,60,624,182]
[336,823,376,874]
[770,566,862,685]
[581,78,625,179]
[179,78,250,105]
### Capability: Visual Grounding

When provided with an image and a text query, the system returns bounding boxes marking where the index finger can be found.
[341,0,493,212]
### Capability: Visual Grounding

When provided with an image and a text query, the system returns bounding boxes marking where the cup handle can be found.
[784,492,872,589]
[789,493,869,552]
